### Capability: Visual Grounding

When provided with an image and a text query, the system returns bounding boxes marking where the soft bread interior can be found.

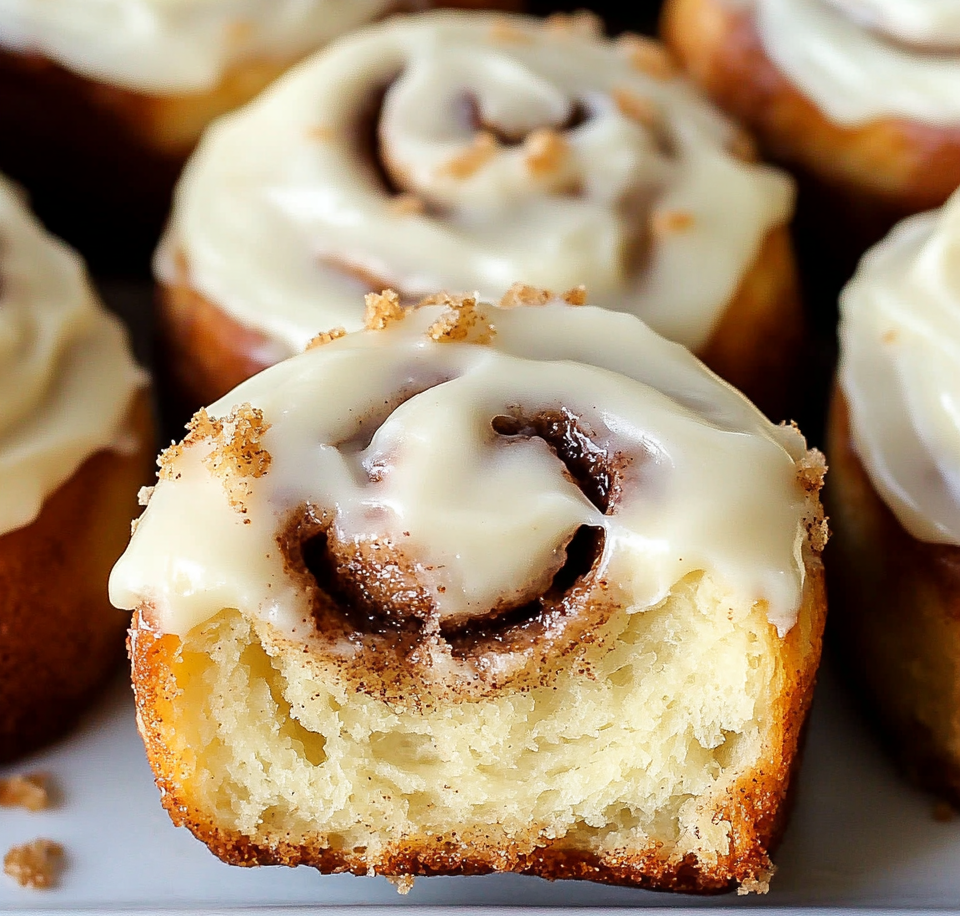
[153,569,784,870]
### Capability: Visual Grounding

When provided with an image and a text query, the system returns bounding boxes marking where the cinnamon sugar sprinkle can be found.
[426,295,495,345]
[524,129,569,176]
[4,839,63,889]
[612,87,659,127]
[439,131,498,179]
[616,34,678,80]
[499,283,588,308]
[0,774,51,812]
[307,327,347,350]
[158,405,272,521]
[650,209,695,237]
[364,289,406,330]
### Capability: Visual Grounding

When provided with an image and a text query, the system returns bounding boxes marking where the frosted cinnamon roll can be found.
[0,0,519,267]
[157,10,799,417]
[0,174,152,761]
[112,290,827,893]
[827,188,960,806]
[662,0,960,252]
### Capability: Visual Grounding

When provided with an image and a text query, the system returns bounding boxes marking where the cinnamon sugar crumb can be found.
[416,291,472,309]
[616,34,678,80]
[499,283,553,309]
[797,447,829,553]
[427,296,495,344]
[524,128,569,176]
[561,285,588,305]
[137,486,154,507]
[177,406,272,520]
[364,289,406,330]
[389,193,425,216]
[651,209,695,236]
[4,840,63,889]
[307,327,347,350]
[490,17,532,43]
[612,87,658,127]
[0,775,51,812]
[545,10,603,37]
[157,441,183,481]
[439,131,498,179]
[387,874,416,894]
[737,867,774,895]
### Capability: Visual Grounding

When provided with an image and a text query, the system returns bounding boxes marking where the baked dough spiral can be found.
[113,292,827,892]
[158,10,795,406]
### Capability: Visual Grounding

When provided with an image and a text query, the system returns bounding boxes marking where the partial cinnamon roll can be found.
[0,0,520,268]
[0,174,151,761]
[112,291,827,893]
[157,10,800,418]
[827,188,960,806]
[662,0,960,254]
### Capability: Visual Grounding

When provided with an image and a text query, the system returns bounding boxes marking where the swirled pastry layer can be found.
[0,0,398,94]
[157,11,793,354]
[739,0,960,125]
[839,192,960,545]
[0,174,146,535]
[111,292,816,671]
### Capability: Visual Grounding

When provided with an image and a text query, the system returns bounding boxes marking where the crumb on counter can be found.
[650,209,695,237]
[524,128,569,176]
[737,869,773,896]
[364,289,406,331]
[612,87,659,127]
[0,775,51,812]
[438,131,498,180]
[4,839,63,889]
[616,34,678,80]
[307,327,347,350]
[499,283,553,309]
[387,874,416,894]
[427,296,495,345]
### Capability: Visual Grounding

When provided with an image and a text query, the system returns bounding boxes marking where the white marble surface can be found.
[0,653,956,913]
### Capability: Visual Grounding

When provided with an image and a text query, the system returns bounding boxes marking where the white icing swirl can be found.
[0,0,398,94]
[839,190,960,544]
[157,11,792,355]
[0,174,146,536]
[110,298,813,639]
[748,0,960,126]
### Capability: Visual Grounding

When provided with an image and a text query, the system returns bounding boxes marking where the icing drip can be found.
[0,174,146,535]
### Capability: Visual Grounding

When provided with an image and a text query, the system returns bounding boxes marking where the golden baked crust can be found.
[128,459,826,893]
[826,389,960,805]
[0,393,154,762]
[158,225,804,421]
[661,0,960,248]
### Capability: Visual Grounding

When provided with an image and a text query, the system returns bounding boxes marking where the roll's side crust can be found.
[826,390,960,805]
[157,224,804,420]
[129,554,825,893]
[0,393,154,762]
[661,0,960,232]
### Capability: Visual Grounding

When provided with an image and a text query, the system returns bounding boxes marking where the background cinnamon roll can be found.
[827,189,960,806]
[0,174,152,761]
[662,0,960,259]
[157,10,799,420]
[0,0,521,269]
[112,291,827,894]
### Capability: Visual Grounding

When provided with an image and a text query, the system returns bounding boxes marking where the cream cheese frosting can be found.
[0,0,399,95]
[110,294,816,642]
[0,175,146,536]
[743,0,960,126]
[839,191,960,545]
[157,10,793,355]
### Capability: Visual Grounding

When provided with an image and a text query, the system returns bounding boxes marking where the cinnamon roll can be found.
[0,174,151,761]
[112,290,827,893]
[0,0,520,268]
[827,188,960,806]
[157,10,800,418]
[662,0,960,253]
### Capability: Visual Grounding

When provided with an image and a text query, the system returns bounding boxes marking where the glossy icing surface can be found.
[158,11,792,356]
[0,175,146,535]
